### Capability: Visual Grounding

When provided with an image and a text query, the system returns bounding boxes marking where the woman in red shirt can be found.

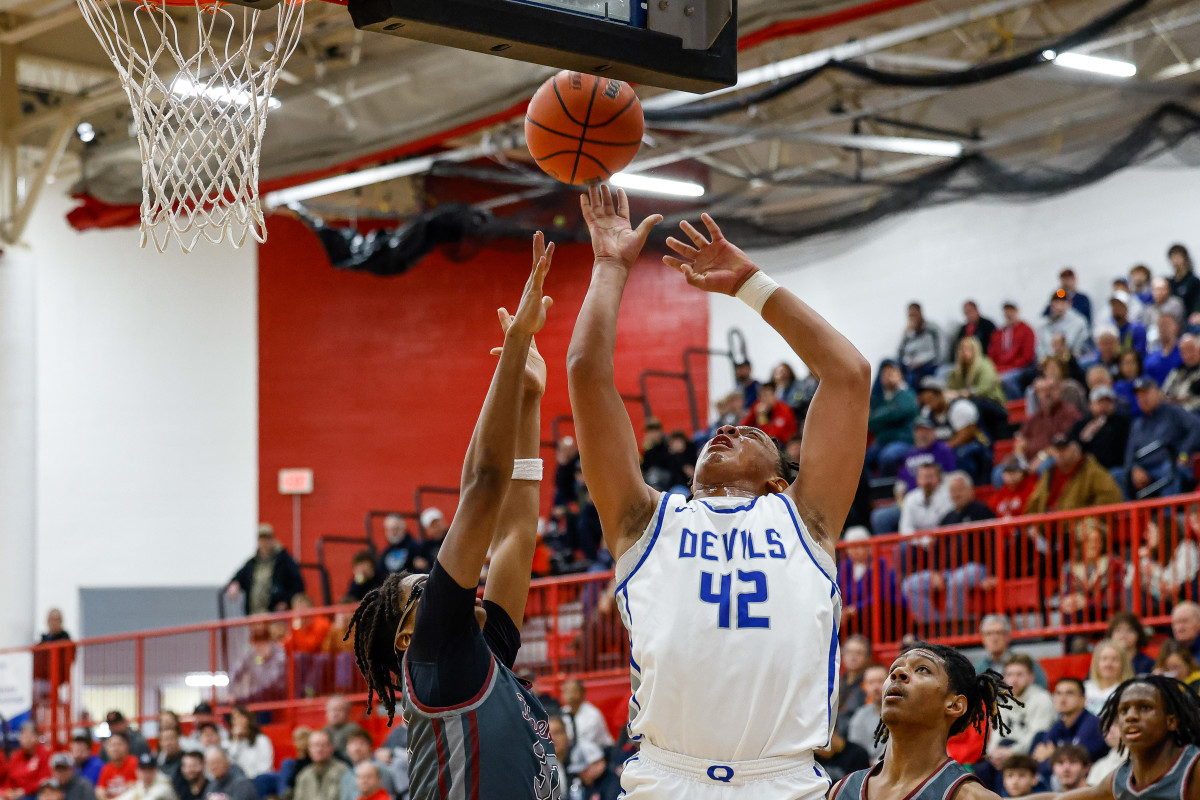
[989,458,1036,518]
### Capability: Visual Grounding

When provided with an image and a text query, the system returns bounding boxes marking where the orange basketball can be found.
[525,71,643,185]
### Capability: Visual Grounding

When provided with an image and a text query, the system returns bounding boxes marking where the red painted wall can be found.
[258,216,709,587]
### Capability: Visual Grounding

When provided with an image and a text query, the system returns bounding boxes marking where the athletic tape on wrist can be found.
[512,458,544,481]
[735,271,780,314]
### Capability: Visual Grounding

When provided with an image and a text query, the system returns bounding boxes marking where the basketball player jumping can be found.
[347,234,562,800]
[830,644,1018,800]
[567,185,871,799]
[1025,675,1200,800]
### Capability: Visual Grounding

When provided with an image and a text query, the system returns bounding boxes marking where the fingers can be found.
[532,231,546,264]
[616,188,630,220]
[633,214,663,248]
[496,306,514,335]
[679,219,710,248]
[665,236,699,259]
[701,212,724,242]
[600,184,615,217]
[542,296,554,311]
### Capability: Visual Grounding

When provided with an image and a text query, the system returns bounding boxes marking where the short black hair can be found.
[1055,677,1085,694]
[181,751,204,763]
[351,550,375,567]
[772,436,798,483]
[106,731,128,744]
[1099,675,1200,753]
[875,642,1020,746]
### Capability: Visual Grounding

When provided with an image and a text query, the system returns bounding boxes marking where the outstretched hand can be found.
[510,231,555,337]
[491,305,548,397]
[580,184,663,268]
[664,213,759,296]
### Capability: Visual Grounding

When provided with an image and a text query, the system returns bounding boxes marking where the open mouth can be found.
[884,687,905,700]
[1124,728,1142,739]
[709,434,733,450]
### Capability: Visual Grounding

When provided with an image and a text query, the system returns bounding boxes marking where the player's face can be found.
[393,574,485,655]
[880,650,964,731]
[1116,683,1175,753]
[695,425,781,492]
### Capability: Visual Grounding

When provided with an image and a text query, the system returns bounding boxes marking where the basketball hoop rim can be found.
[131,0,327,5]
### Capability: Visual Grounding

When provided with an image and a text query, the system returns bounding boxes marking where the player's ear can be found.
[766,476,789,494]
[945,692,968,721]
[1167,713,1179,733]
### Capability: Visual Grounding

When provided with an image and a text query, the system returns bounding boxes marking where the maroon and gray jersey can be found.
[403,654,563,800]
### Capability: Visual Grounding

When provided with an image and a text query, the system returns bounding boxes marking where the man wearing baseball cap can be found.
[224,523,306,615]
[112,754,174,800]
[1118,376,1200,498]
[1069,385,1131,471]
[1025,430,1122,515]
[1038,290,1092,362]
[1109,290,1147,355]
[412,507,447,572]
[49,752,96,800]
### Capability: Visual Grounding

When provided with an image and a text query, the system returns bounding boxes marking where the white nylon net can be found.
[75,0,306,253]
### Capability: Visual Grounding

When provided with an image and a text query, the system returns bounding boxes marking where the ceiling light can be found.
[263,143,491,207]
[76,122,95,143]
[800,133,963,158]
[609,172,705,198]
[1048,51,1137,78]
[170,76,283,110]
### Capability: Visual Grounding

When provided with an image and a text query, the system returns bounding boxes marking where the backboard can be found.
[347,0,738,93]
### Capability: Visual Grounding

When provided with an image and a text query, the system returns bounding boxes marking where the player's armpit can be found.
[953,782,1005,800]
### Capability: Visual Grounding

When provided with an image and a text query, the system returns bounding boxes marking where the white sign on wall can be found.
[278,468,313,495]
[0,651,33,726]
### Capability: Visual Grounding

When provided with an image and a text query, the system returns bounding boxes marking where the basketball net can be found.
[75,0,306,253]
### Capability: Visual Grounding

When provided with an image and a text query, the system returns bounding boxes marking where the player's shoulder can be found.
[952,780,1002,800]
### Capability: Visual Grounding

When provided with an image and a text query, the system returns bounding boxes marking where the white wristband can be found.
[512,458,544,481]
[735,271,780,314]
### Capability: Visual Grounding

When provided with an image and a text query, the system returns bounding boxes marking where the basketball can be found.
[525,71,644,185]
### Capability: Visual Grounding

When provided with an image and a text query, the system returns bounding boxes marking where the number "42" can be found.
[700,570,769,629]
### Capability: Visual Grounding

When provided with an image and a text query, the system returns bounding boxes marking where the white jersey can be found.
[615,491,841,763]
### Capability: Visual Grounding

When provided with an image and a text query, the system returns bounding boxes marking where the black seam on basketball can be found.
[570,77,600,185]
[589,94,638,129]
[534,150,610,174]
[552,78,587,128]
[526,118,641,147]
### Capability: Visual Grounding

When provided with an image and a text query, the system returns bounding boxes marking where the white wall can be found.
[709,161,1200,403]
[12,189,258,646]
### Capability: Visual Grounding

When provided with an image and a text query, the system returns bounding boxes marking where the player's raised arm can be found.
[481,306,546,628]
[567,185,664,561]
[664,214,871,553]
[437,233,554,589]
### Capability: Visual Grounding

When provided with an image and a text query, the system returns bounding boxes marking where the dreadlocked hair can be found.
[1098,675,1200,753]
[345,570,411,725]
[873,642,1022,747]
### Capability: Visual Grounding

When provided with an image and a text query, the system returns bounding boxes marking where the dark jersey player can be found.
[1026,675,1200,800]
[347,234,562,800]
[830,643,1019,800]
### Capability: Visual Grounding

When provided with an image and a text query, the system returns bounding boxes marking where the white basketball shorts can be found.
[619,743,832,800]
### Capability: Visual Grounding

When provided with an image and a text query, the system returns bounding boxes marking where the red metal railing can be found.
[11,492,1200,747]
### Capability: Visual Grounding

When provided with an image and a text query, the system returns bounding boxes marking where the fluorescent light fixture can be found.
[76,122,95,143]
[799,133,963,158]
[264,143,491,207]
[1045,50,1137,78]
[171,76,283,110]
[609,172,705,197]
[184,672,230,688]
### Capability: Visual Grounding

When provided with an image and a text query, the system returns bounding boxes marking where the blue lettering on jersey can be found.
[678,527,788,562]
[679,528,697,558]
[765,529,785,559]
[707,766,734,782]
